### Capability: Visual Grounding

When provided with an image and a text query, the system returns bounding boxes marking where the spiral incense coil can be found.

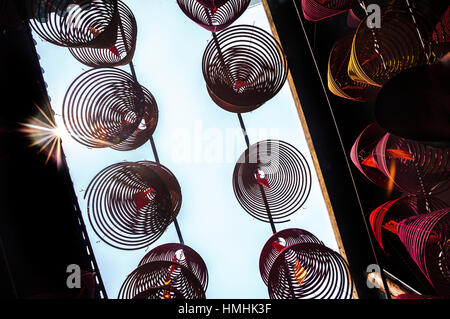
[398,209,450,297]
[348,3,448,87]
[28,0,120,48]
[350,123,391,189]
[301,0,358,22]
[202,25,288,113]
[369,196,449,252]
[259,228,323,286]
[372,133,450,196]
[63,68,158,151]
[177,0,250,33]
[118,260,206,299]
[85,161,182,250]
[139,243,209,291]
[233,140,312,223]
[328,34,379,102]
[68,0,137,67]
[266,242,353,299]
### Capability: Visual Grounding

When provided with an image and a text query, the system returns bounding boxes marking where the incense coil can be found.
[63,68,158,151]
[85,161,182,250]
[348,3,448,87]
[398,209,450,297]
[195,0,230,10]
[202,25,288,113]
[372,134,450,196]
[28,0,120,48]
[259,228,323,286]
[301,0,357,22]
[139,243,209,291]
[118,261,206,299]
[233,140,312,223]
[68,0,137,67]
[177,0,250,32]
[369,196,449,252]
[266,242,353,299]
[328,34,379,102]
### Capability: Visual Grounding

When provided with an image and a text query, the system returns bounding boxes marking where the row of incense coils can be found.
[29,0,353,298]
[351,123,450,298]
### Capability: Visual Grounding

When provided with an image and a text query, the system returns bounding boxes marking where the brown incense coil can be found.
[118,261,206,299]
[350,123,391,189]
[28,0,120,48]
[259,228,323,286]
[369,195,448,252]
[348,2,448,87]
[139,243,209,292]
[372,133,450,196]
[328,34,379,102]
[62,68,158,151]
[202,25,288,113]
[85,161,182,250]
[68,0,136,67]
[177,0,250,33]
[301,0,358,22]
[233,140,312,223]
[398,209,450,297]
[266,242,353,299]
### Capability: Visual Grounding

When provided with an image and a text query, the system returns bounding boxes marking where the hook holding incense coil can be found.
[28,0,120,48]
[233,140,312,223]
[68,0,137,67]
[177,0,250,33]
[202,25,288,113]
[85,161,182,250]
[63,67,158,151]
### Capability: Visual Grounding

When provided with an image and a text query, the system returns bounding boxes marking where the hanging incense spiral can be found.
[301,0,358,22]
[202,25,288,113]
[177,0,250,32]
[63,67,158,151]
[68,0,137,67]
[233,140,311,223]
[85,161,182,250]
[28,0,120,48]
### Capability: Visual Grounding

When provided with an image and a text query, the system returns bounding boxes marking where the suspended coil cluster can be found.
[301,0,358,22]
[397,209,450,297]
[177,0,250,32]
[85,161,182,250]
[351,123,450,196]
[28,0,119,48]
[119,243,208,299]
[233,140,312,223]
[202,24,288,113]
[327,34,380,102]
[259,229,353,299]
[68,0,137,67]
[63,67,158,151]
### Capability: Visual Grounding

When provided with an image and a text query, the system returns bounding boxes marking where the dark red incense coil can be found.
[397,209,450,297]
[350,123,391,189]
[62,67,158,151]
[118,261,206,299]
[202,25,288,113]
[177,0,250,32]
[301,0,357,22]
[68,0,136,67]
[372,133,450,196]
[369,196,448,252]
[139,243,209,292]
[85,161,182,250]
[265,242,353,299]
[28,0,120,48]
[259,228,323,287]
[328,34,379,102]
[349,2,448,87]
[233,140,312,223]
